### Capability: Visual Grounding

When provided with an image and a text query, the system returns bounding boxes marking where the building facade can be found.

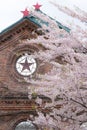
[0,10,70,130]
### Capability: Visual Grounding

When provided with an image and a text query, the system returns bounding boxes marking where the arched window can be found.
[81,122,87,130]
[15,121,36,130]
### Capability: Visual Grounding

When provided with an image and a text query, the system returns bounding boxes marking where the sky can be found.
[0,0,87,32]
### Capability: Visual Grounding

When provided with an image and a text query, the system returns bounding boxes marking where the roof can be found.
[0,10,70,35]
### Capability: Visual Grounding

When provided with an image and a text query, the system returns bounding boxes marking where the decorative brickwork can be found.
[0,18,53,130]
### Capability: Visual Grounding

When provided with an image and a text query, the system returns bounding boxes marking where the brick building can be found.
[0,10,70,130]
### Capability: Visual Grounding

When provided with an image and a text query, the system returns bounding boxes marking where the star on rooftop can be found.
[21,8,29,17]
[33,3,42,10]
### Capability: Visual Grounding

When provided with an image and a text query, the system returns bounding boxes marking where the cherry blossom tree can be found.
[23,7,87,130]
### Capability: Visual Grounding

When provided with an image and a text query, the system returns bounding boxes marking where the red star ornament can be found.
[21,8,29,17]
[33,3,42,10]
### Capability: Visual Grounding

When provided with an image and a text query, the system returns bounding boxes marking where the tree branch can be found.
[70,98,87,109]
